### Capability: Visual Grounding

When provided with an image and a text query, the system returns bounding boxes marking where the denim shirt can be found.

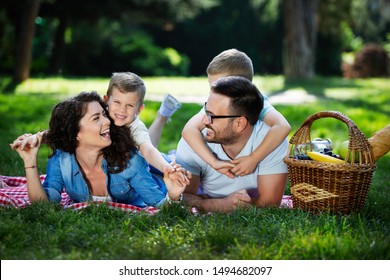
[42,150,167,207]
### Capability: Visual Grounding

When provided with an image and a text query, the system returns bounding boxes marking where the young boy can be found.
[104,72,181,174]
[181,49,291,179]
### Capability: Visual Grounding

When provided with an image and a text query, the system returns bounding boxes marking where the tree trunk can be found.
[48,15,67,75]
[12,0,41,85]
[283,0,319,80]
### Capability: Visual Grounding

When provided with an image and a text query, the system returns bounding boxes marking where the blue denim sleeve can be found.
[125,153,167,206]
[42,151,65,203]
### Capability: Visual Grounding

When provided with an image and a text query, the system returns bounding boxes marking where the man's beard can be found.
[205,125,239,145]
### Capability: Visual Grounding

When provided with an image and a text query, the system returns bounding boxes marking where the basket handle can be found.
[289,111,374,164]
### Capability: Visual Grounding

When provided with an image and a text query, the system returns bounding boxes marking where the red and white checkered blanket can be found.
[0,175,293,213]
[0,175,159,214]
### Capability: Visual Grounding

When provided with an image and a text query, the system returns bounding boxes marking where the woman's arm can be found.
[10,134,48,202]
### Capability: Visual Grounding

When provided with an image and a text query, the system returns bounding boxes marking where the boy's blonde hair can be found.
[106,72,146,105]
[206,49,254,81]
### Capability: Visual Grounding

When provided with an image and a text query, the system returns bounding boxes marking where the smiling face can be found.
[202,93,239,145]
[76,101,112,150]
[104,87,144,127]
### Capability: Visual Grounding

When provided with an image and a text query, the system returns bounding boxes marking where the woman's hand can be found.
[165,162,190,186]
[10,133,48,202]
[10,133,43,166]
[163,162,191,201]
[10,132,41,151]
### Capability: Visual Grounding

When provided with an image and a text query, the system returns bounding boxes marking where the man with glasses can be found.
[176,76,288,213]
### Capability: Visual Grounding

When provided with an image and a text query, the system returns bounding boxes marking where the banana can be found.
[307,151,346,164]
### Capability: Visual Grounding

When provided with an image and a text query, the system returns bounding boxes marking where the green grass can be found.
[0,75,389,260]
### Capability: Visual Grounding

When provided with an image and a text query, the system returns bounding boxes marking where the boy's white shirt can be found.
[128,117,152,147]
[128,117,170,173]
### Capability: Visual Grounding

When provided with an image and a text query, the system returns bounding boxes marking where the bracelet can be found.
[25,165,37,169]
[166,193,183,204]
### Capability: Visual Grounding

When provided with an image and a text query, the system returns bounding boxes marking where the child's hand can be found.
[211,159,236,179]
[167,162,191,187]
[164,163,192,201]
[230,156,258,177]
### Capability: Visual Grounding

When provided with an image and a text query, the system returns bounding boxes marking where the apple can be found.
[338,140,360,163]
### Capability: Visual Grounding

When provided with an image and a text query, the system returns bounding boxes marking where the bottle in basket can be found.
[311,138,333,152]
[294,138,333,160]
[293,143,312,160]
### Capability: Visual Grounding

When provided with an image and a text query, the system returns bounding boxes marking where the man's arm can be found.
[182,173,287,212]
[253,173,288,207]
[183,174,251,213]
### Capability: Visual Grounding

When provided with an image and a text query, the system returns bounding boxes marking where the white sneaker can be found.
[159,94,181,117]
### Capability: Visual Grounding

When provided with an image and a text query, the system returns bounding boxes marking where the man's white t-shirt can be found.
[176,121,288,198]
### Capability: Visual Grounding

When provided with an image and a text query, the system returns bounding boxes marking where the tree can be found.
[39,0,217,75]
[282,0,319,80]
[350,0,390,42]
[149,0,283,75]
[2,0,215,88]
[11,0,41,85]
[315,0,353,76]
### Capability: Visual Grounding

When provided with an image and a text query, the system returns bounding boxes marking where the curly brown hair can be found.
[46,91,135,173]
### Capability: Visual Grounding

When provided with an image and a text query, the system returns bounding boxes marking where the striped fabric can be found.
[0,175,159,214]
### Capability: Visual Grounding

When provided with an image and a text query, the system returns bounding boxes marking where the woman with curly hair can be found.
[10,91,189,206]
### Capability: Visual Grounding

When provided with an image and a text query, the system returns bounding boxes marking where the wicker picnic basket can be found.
[284,111,376,214]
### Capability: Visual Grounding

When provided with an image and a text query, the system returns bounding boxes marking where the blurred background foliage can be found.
[0,0,389,80]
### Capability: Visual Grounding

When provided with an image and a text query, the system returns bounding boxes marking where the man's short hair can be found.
[210,76,263,126]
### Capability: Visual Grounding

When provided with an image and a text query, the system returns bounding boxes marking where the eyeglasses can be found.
[204,102,241,124]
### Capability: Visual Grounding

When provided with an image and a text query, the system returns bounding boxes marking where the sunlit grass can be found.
[15,77,109,96]
[0,75,389,260]
[12,75,291,97]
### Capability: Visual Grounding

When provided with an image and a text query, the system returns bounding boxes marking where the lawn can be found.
[0,75,389,260]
